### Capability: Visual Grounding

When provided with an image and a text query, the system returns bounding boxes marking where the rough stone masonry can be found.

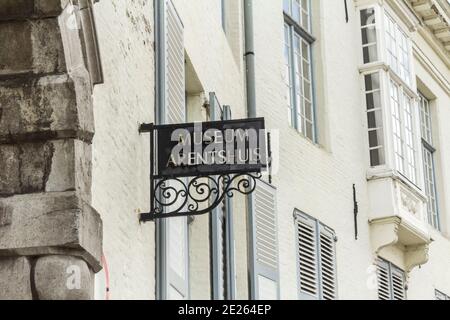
[0,0,102,299]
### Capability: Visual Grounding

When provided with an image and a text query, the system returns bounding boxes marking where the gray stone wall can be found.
[0,0,102,300]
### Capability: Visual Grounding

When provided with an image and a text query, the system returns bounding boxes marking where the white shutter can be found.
[391,266,406,300]
[163,0,188,300]
[253,181,279,300]
[165,0,185,124]
[296,213,319,300]
[318,224,337,300]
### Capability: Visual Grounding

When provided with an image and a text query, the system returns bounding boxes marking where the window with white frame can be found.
[359,6,420,186]
[419,93,440,229]
[295,211,337,300]
[377,258,406,300]
[384,13,411,86]
[390,81,417,184]
[364,72,385,166]
[283,0,315,141]
[360,8,378,64]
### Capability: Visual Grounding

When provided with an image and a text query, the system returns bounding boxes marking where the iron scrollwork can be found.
[140,173,262,221]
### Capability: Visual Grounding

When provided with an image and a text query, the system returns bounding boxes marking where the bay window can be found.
[359,5,421,188]
[283,0,315,141]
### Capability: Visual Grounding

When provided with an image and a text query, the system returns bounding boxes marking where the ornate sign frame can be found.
[138,118,270,221]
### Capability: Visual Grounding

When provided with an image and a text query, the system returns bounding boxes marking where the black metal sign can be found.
[139,118,269,221]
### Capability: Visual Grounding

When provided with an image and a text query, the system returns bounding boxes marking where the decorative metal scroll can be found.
[140,173,261,221]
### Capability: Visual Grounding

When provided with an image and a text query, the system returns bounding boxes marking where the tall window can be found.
[284,0,315,141]
[390,81,417,184]
[360,8,378,63]
[385,13,411,86]
[419,93,440,229]
[377,259,406,300]
[295,211,337,300]
[364,72,385,166]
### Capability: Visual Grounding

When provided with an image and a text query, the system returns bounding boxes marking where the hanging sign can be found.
[138,117,269,221]
[154,118,268,178]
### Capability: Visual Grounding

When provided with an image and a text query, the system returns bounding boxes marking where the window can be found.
[283,0,316,141]
[295,211,337,300]
[435,290,450,300]
[384,13,411,86]
[419,93,440,230]
[377,259,406,300]
[360,8,378,63]
[390,81,417,184]
[359,7,419,186]
[364,72,385,166]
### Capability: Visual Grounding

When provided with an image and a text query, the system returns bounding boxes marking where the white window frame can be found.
[419,93,440,230]
[359,4,425,192]
[284,0,316,142]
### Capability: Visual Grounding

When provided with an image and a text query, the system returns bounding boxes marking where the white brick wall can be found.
[90,0,155,300]
[89,0,450,300]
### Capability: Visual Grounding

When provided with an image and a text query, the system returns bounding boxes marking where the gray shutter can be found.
[376,259,406,300]
[376,259,391,300]
[391,265,406,300]
[253,181,279,300]
[163,0,188,300]
[318,224,337,300]
[296,213,319,300]
[210,93,226,300]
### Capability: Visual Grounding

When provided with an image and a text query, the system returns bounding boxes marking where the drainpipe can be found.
[155,0,167,300]
[244,0,256,118]
[243,0,257,300]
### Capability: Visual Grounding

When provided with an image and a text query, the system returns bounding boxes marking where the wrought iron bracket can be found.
[138,123,270,222]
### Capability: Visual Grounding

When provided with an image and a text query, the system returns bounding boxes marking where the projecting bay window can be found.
[283,0,316,141]
[359,6,422,187]
[419,93,440,230]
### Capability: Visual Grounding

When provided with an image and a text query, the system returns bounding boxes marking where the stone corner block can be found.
[34,255,94,300]
[0,191,103,272]
[0,256,33,300]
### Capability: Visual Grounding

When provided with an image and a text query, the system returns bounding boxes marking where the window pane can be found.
[384,13,411,85]
[360,8,376,26]
[364,72,385,167]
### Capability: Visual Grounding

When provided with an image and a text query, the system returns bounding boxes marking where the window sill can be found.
[367,166,426,201]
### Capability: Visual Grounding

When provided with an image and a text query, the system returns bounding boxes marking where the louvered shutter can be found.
[209,93,227,300]
[296,213,319,300]
[376,259,406,300]
[318,224,337,300]
[253,181,279,300]
[391,265,406,300]
[163,0,188,300]
[376,259,391,300]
